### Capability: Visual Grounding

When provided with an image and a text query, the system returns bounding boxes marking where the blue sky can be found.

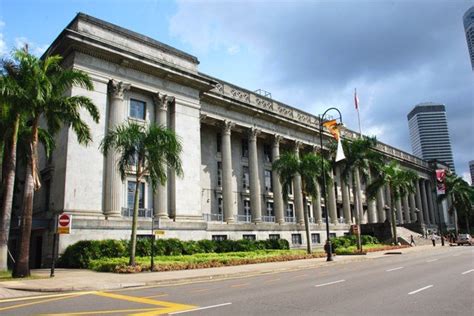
[0,0,473,181]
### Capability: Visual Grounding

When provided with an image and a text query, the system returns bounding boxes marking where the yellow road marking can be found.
[0,293,84,312]
[42,308,157,315]
[143,293,169,299]
[230,283,249,288]
[0,291,96,304]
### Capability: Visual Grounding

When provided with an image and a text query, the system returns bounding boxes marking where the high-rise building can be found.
[407,103,455,172]
[469,160,474,185]
[464,6,474,69]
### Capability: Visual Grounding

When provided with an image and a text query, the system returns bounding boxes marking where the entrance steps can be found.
[396,226,432,246]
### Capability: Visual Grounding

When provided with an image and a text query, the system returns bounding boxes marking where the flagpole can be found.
[355,88,362,138]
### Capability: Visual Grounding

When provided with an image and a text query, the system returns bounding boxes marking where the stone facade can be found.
[23,13,453,266]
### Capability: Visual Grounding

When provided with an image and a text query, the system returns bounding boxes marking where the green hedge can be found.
[330,235,380,252]
[58,238,290,268]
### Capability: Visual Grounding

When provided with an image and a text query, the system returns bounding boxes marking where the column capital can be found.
[222,120,235,135]
[247,127,260,141]
[152,93,175,111]
[108,80,130,99]
[294,140,302,153]
[273,134,282,147]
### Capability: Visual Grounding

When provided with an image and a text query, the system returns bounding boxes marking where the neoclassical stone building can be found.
[23,13,452,264]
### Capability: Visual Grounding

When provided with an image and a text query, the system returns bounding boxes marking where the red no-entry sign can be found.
[57,214,72,234]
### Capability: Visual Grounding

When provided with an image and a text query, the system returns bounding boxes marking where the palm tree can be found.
[367,161,418,244]
[100,122,183,266]
[12,50,99,278]
[338,136,383,249]
[273,151,331,254]
[439,174,473,235]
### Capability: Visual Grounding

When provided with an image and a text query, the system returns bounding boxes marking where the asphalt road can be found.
[0,246,472,315]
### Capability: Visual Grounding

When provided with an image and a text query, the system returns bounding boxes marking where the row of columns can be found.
[218,119,439,227]
[104,79,175,218]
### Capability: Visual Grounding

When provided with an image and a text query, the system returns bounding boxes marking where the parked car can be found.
[456,234,473,246]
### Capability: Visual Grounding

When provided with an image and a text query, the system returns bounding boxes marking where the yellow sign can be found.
[154,230,165,236]
[57,214,72,234]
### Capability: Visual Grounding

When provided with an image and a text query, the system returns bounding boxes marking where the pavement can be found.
[0,244,444,299]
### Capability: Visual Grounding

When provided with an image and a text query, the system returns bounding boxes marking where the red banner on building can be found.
[436,169,446,195]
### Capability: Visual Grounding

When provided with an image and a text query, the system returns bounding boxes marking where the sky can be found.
[0,0,473,182]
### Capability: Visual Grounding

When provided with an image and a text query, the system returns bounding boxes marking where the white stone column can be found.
[341,173,352,224]
[222,120,235,223]
[328,168,338,225]
[354,168,365,224]
[420,180,430,225]
[403,195,410,223]
[415,180,425,224]
[152,93,173,219]
[367,171,377,223]
[385,185,392,223]
[426,181,436,225]
[248,128,262,223]
[272,135,284,224]
[293,142,304,225]
[376,187,386,222]
[314,182,322,224]
[409,192,417,223]
[104,80,130,217]
[396,198,403,224]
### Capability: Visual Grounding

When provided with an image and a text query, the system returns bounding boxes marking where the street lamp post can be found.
[319,107,343,262]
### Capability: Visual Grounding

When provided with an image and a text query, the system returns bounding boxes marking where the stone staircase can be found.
[396,226,432,246]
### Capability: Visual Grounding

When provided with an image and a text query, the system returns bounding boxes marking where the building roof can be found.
[407,103,446,120]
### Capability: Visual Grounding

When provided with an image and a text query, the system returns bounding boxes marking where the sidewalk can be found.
[0,245,440,299]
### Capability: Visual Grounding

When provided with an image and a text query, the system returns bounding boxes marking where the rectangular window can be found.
[287,183,293,195]
[269,234,280,240]
[329,233,337,239]
[241,138,249,158]
[130,99,146,120]
[311,233,321,244]
[217,162,222,187]
[243,234,256,241]
[243,200,251,216]
[216,133,221,153]
[264,144,272,163]
[127,181,145,209]
[264,170,272,191]
[286,203,294,218]
[266,201,274,216]
[242,166,250,189]
[212,235,227,241]
[291,234,302,245]
[217,197,223,215]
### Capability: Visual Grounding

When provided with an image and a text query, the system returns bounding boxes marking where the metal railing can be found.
[262,216,276,223]
[236,214,252,222]
[121,207,153,218]
[338,217,346,224]
[284,216,296,223]
[202,213,224,222]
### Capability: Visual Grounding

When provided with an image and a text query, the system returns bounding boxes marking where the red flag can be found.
[354,88,359,110]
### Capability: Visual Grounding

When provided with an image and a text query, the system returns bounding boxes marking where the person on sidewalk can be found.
[431,233,436,246]
[410,235,416,246]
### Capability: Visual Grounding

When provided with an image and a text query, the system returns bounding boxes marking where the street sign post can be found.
[57,213,72,234]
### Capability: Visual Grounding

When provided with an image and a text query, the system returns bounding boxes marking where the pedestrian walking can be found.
[410,234,416,246]
[431,233,436,246]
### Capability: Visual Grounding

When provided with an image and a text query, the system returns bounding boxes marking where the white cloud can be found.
[14,37,48,56]
[227,45,240,55]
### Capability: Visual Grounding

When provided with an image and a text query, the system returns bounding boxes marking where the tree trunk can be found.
[13,116,39,278]
[129,167,142,266]
[302,192,311,254]
[0,114,20,271]
[390,190,398,245]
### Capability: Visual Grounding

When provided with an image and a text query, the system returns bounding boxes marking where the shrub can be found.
[196,239,216,253]
[57,240,101,268]
[164,238,184,256]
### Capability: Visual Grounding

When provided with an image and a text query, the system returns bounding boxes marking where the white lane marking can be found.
[315,279,346,287]
[386,267,404,272]
[408,285,433,295]
[426,259,438,262]
[461,269,474,275]
[169,302,232,314]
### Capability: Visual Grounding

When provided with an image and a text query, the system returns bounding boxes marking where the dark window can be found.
[242,166,250,189]
[287,183,293,195]
[216,133,221,153]
[217,197,223,215]
[311,233,321,244]
[243,234,256,241]
[217,162,222,187]
[269,234,280,240]
[127,181,145,209]
[286,203,294,218]
[212,235,227,241]
[242,138,249,158]
[329,233,337,239]
[291,234,302,245]
[264,144,272,162]
[130,99,146,120]
[266,202,274,216]
[244,200,251,216]
[264,170,272,191]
